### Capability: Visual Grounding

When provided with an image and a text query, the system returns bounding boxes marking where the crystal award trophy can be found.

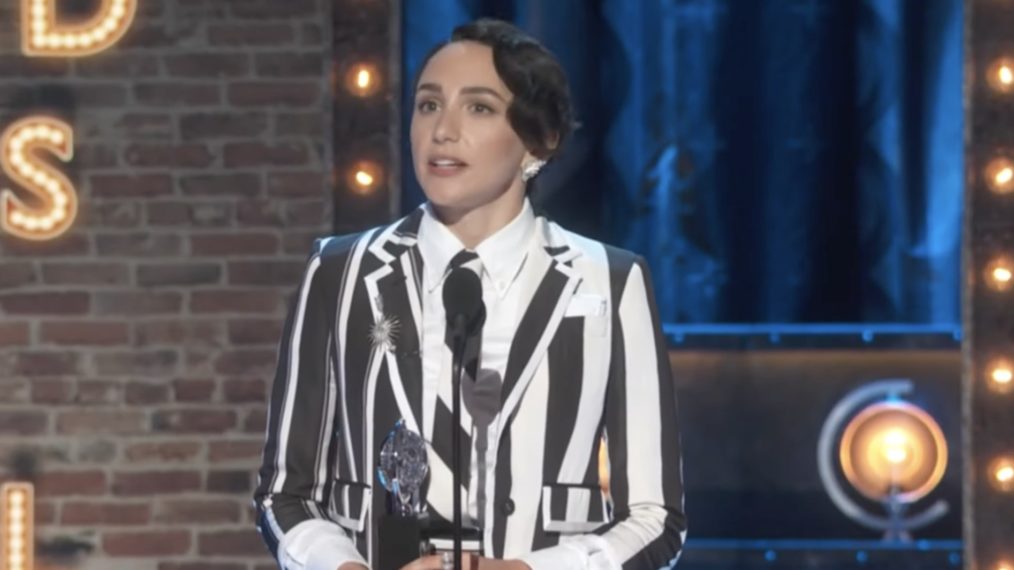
[376,419,430,570]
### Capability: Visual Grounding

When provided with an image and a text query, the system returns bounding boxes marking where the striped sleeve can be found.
[518,254,687,570]
[252,239,367,570]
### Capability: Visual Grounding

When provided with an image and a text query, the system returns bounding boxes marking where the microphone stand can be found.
[449,314,466,570]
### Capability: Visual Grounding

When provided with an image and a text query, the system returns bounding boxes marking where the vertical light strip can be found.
[1,483,34,570]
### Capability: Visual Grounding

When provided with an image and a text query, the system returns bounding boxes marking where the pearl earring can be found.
[521,159,547,182]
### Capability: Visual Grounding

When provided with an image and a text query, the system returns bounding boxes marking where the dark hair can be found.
[412,18,578,161]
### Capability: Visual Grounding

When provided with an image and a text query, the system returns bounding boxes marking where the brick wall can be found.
[0,0,337,568]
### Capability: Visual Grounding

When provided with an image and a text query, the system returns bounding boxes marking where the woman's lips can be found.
[426,160,469,177]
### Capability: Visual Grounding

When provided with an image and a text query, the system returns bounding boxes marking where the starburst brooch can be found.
[369,296,400,353]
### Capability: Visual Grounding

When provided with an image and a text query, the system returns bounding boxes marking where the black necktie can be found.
[438,250,483,496]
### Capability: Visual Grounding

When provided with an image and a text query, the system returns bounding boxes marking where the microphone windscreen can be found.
[443,267,485,334]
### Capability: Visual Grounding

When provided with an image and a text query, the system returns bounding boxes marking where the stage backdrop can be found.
[401,0,963,326]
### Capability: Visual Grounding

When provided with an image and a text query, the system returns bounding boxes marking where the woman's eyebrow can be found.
[416,83,507,102]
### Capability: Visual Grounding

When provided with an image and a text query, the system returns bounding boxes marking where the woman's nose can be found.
[432,110,460,143]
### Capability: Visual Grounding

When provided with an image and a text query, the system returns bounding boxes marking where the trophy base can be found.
[377,514,427,570]
[376,514,485,570]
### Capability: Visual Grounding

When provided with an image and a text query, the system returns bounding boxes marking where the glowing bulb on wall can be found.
[343,62,382,97]
[345,160,383,195]
[985,158,1014,194]
[988,58,1014,93]
[988,456,1014,493]
[21,0,137,57]
[985,257,1014,292]
[987,359,1014,394]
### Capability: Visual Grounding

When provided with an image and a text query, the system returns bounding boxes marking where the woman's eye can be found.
[471,103,493,114]
[416,100,437,112]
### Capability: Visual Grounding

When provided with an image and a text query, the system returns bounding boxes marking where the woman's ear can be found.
[545,131,560,154]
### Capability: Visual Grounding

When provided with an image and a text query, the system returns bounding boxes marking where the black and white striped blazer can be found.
[254,206,687,569]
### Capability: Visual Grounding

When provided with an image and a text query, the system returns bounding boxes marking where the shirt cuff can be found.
[279,518,368,570]
[516,535,619,570]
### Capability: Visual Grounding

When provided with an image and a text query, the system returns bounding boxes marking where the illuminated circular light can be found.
[988,456,1014,492]
[882,430,910,464]
[839,401,948,503]
[39,218,54,231]
[8,536,23,551]
[989,58,1014,93]
[355,171,374,186]
[9,520,23,535]
[346,160,384,195]
[8,491,24,506]
[52,208,66,222]
[344,62,382,97]
[993,367,1013,384]
[989,359,1014,394]
[986,158,1014,194]
[986,257,1014,291]
[997,562,1014,570]
[65,36,80,49]
[31,21,45,33]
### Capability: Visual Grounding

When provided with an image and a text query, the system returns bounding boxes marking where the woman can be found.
[254,18,686,570]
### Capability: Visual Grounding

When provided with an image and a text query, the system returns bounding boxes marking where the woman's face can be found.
[410,41,530,212]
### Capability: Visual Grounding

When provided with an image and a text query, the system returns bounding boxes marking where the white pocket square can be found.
[564,293,607,317]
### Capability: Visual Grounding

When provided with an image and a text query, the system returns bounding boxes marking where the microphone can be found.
[441,266,485,570]
[443,266,486,342]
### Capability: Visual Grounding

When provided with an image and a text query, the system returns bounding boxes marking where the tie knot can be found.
[448,249,480,271]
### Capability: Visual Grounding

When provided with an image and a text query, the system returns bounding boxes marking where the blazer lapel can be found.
[362,210,426,436]
[497,221,583,443]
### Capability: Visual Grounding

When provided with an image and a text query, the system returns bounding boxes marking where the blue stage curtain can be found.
[401,0,962,325]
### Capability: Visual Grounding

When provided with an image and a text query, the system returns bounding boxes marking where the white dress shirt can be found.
[416,198,537,527]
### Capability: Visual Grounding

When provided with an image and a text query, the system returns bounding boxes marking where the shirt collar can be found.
[417,198,536,298]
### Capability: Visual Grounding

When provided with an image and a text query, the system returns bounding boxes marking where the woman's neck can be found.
[431,186,525,249]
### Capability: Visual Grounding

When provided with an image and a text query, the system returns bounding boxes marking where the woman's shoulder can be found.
[540,217,645,275]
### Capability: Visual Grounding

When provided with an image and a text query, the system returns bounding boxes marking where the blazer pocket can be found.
[564,294,609,337]
[540,482,611,534]
[332,480,372,533]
